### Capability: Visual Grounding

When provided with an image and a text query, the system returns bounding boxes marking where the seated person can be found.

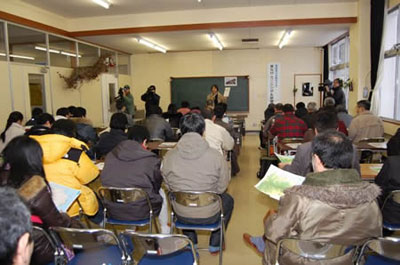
[25,113,54,136]
[280,111,360,176]
[244,131,382,264]
[30,119,100,220]
[161,113,234,254]
[0,187,34,265]
[25,107,43,127]
[0,111,24,153]
[375,130,400,229]
[145,105,174,141]
[100,125,163,221]
[348,100,384,142]
[269,104,307,140]
[116,99,134,127]
[70,107,98,146]
[294,102,308,119]
[162,103,182,128]
[336,104,353,129]
[95,113,128,158]
[55,107,71,121]
[177,101,191,116]
[1,136,81,265]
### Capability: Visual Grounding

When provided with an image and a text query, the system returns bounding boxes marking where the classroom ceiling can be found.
[80,24,349,54]
[22,0,357,18]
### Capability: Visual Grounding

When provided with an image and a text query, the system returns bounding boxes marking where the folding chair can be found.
[275,238,355,265]
[356,237,400,265]
[33,226,61,265]
[381,190,400,231]
[120,230,198,265]
[50,227,127,265]
[98,187,158,233]
[168,191,225,265]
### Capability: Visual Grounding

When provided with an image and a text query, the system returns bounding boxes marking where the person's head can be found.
[147,85,156,93]
[146,105,162,116]
[311,130,353,172]
[333,78,343,88]
[190,106,201,114]
[313,111,338,134]
[127,125,150,146]
[167,103,177,113]
[356,100,371,114]
[36,113,55,128]
[123,85,130,95]
[181,101,190,108]
[109,113,128,130]
[67,106,76,116]
[201,107,214,120]
[214,104,225,119]
[336,104,348,114]
[73,107,86,118]
[180,113,205,136]
[1,136,45,188]
[282,104,294,113]
[211,84,219,94]
[0,187,33,265]
[31,108,43,119]
[274,103,284,112]
[324,97,336,107]
[1,112,24,142]
[296,102,306,110]
[267,103,275,110]
[307,102,318,113]
[51,119,77,138]
[56,107,70,118]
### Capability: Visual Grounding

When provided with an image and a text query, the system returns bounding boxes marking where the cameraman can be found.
[141,85,160,113]
[121,85,135,117]
[325,78,345,106]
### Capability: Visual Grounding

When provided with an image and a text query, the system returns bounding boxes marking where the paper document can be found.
[275,153,295,163]
[49,182,80,212]
[255,165,305,200]
[285,143,301,149]
[368,142,387,149]
[223,87,231,97]
[95,162,104,170]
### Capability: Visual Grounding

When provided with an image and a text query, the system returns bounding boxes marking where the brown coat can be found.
[263,169,382,265]
[348,111,384,142]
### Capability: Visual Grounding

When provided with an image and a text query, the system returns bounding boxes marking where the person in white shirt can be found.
[202,109,234,155]
[0,111,25,152]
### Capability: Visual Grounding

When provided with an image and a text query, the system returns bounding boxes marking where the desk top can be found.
[360,163,383,180]
[356,142,387,151]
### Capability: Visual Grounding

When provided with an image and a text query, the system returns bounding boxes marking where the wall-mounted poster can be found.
[224,76,237,86]
[302,82,314,97]
[267,63,281,103]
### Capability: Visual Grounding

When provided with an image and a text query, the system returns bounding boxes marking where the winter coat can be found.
[100,140,163,220]
[0,122,25,152]
[161,132,230,218]
[263,169,382,265]
[348,111,384,143]
[25,125,52,136]
[30,134,99,217]
[17,175,81,265]
[94,129,128,158]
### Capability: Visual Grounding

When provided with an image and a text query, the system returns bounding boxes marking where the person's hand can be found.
[278,162,291,168]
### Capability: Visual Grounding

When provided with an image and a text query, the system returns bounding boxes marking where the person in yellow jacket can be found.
[30,119,99,218]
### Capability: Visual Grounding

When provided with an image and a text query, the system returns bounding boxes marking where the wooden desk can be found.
[356,142,387,152]
[360,163,383,180]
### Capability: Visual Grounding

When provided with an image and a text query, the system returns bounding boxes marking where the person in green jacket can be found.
[123,85,135,117]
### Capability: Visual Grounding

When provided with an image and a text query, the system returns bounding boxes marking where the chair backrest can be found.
[381,190,400,210]
[120,230,198,265]
[359,137,385,143]
[98,186,153,218]
[50,227,127,262]
[275,238,352,265]
[357,237,400,264]
[168,191,223,216]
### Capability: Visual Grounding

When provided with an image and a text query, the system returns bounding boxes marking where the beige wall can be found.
[0,62,12,129]
[131,48,322,130]
[389,0,400,9]
[383,121,399,136]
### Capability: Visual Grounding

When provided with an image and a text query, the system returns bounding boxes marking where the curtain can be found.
[323,45,329,82]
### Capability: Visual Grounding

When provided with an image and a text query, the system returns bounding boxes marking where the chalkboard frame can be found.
[170,75,250,113]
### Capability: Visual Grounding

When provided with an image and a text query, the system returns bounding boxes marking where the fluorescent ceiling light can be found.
[35,46,60,54]
[137,38,167,53]
[278,30,292,49]
[92,0,111,9]
[0,52,35,60]
[209,33,224,50]
[61,51,82,58]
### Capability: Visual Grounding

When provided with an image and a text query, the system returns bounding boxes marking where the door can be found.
[28,74,46,113]
[101,73,119,126]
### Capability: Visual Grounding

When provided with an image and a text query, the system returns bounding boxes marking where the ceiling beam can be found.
[69,17,357,37]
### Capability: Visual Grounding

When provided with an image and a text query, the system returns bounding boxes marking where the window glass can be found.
[78,43,99,67]
[118,53,130,75]
[7,24,47,65]
[48,35,77,68]
[384,9,398,51]
[379,57,396,119]
[0,22,6,61]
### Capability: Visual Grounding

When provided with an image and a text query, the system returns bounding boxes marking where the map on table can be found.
[275,153,295,163]
[49,182,80,212]
[255,165,305,200]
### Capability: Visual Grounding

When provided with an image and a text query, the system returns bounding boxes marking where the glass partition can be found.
[118,53,130,75]
[78,43,99,67]
[48,35,77,68]
[0,22,6,61]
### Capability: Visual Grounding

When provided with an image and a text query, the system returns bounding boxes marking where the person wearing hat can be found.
[123,85,135,117]
[141,85,160,113]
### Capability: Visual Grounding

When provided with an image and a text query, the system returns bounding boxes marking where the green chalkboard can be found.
[170,76,249,112]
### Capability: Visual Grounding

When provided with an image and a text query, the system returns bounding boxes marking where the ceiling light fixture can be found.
[35,46,60,54]
[0,53,35,60]
[92,0,111,9]
[278,30,292,49]
[209,33,224,50]
[61,51,82,58]
[198,0,202,2]
[137,38,167,53]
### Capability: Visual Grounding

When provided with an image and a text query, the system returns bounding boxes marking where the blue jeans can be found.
[176,193,234,247]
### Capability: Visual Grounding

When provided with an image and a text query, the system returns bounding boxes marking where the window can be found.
[48,35,77,68]
[78,43,99,67]
[118,53,130,75]
[379,6,400,120]
[0,22,6,61]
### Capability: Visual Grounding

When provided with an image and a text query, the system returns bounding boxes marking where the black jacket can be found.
[375,155,400,224]
[141,91,160,112]
[162,112,182,128]
[95,129,127,158]
[327,86,345,106]
[25,125,52,136]
[100,140,163,221]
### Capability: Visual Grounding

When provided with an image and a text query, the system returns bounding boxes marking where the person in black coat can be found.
[25,113,54,136]
[94,113,128,158]
[141,85,160,113]
[326,78,345,106]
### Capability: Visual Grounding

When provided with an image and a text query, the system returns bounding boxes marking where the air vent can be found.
[241,38,259,43]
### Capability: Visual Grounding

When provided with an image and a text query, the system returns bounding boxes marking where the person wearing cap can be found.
[141,85,161,113]
[123,85,135,117]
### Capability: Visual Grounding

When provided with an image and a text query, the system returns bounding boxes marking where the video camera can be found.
[318,79,332,92]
